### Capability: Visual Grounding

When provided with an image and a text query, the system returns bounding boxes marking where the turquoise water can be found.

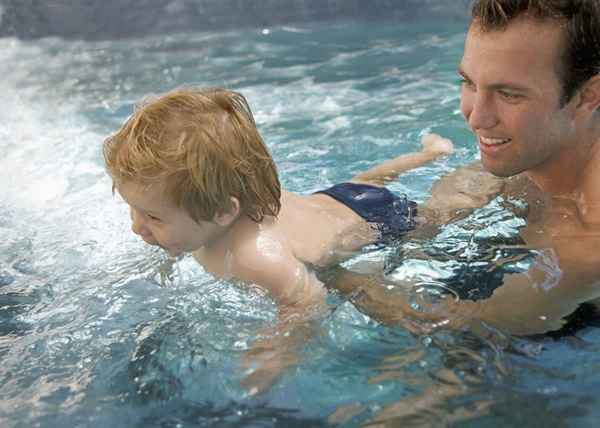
[1,19,600,427]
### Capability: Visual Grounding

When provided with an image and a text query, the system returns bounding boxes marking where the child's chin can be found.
[166,248,183,258]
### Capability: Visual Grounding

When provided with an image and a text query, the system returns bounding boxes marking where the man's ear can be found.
[577,75,600,114]
[213,197,241,226]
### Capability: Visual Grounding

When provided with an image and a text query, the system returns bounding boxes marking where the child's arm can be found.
[350,133,454,187]
[229,245,328,395]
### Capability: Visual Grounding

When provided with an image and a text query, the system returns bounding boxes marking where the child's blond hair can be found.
[103,87,281,222]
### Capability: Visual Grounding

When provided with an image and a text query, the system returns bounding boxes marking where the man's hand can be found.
[422,162,505,224]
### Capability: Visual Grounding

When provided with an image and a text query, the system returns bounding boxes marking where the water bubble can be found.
[540,386,558,395]
[12,260,34,275]
[0,271,15,286]
[408,281,459,314]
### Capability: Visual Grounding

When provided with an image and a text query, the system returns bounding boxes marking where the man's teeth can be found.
[480,136,511,145]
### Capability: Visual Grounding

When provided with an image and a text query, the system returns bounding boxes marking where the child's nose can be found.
[130,208,150,237]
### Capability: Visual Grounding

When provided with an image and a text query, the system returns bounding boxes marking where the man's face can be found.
[117,181,224,258]
[459,17,578,178]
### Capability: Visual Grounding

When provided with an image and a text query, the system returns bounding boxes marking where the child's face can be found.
[117,181,226,257]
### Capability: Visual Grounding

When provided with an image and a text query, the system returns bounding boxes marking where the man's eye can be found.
[499,90,522,100]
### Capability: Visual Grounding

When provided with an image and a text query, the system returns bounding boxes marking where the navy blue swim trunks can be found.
[315,182,417,243]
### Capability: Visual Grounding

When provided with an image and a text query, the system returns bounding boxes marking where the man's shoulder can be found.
[501,173,536,196]
[580,165,600,226]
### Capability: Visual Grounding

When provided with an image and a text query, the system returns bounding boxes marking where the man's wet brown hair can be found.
[471,0,600,106]
[103,87,281,223]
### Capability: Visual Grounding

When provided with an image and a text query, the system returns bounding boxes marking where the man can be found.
[326,3,600,422]
[334,0,600,337]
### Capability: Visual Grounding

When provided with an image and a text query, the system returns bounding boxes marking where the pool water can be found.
[1,18,600,428]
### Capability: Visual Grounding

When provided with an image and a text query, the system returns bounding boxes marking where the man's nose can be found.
[464,91,499,131]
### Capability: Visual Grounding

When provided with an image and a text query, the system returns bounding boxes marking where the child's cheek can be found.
[154,230,174,247]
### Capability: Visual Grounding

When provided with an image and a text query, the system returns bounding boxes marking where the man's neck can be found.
[526,131,600,199]
[577,133,600,216]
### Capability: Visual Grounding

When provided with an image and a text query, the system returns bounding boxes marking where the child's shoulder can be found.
[194,215,297,278]
[216,217,315,302]
[229,216,294,268]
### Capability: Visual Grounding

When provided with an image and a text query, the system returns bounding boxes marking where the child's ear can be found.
[213,197,241,227]
[576,75,600,114]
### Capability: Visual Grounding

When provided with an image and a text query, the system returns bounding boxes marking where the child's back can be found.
[192,188,381,305]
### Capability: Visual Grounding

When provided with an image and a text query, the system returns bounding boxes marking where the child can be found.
[104,87,453,312]
[104,87,453,393]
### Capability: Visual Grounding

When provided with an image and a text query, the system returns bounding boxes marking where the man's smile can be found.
[478,135,513,156]
[479,136,512,146]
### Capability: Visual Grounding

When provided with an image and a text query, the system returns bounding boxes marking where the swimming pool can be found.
[1,17,600,428]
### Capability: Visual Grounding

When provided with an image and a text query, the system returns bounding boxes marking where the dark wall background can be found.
[0,0,469,40]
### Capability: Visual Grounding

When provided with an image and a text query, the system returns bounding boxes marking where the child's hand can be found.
[240,348,299,396]
[420,133,454,156]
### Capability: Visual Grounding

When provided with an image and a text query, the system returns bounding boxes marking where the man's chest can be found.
[518,194,600,276]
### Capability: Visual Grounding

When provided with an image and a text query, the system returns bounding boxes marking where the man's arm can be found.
[328,243,600,337]
[420,161,506,225]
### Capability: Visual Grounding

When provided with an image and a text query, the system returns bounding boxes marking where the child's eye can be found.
[459,78,475,90]
[147,214,161,222]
